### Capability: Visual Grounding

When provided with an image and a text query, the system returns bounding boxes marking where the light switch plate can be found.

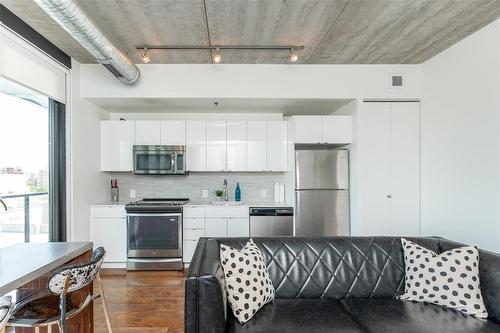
[130,189,136,198]
[260,189,267,198]
[202,189,208,198]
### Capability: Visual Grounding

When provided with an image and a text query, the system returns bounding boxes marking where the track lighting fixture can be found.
[141,47,150,63]
[136,45,303,64]
[213,48,223,63]
[289,48,298,63]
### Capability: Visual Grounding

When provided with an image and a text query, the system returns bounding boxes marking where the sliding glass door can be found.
[0,77,52,246]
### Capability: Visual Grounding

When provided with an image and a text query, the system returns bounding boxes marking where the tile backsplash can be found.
[110,172,288,203]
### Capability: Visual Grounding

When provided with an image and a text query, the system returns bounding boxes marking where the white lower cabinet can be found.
[182,205,250,263]
[183,240,199,263]
[227,217,249,237]
[205,217,228,237]
[90,206,127,264]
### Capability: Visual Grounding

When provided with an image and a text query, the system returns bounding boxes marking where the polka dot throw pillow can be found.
[398,238,488,318]
[220,239,275,324]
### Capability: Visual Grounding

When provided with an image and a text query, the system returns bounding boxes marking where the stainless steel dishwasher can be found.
[249,207,294,237]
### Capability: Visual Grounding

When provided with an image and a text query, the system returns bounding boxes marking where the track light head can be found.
[213,48,223,63]
[289,48,298,63]
[141,48,151,63]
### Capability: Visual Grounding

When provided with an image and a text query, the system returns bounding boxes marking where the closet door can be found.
[360,103,392,235]
[390,102,420,236]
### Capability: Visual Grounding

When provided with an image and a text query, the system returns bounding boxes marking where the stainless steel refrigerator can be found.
[295,148,349,236]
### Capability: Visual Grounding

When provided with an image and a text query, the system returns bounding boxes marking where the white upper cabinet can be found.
[294,116,322,143]
[227,121,247,172]
[247,121,267,172]
[294,115,352,144]
[206,121,227,171]
[134,120,161,145]
[101,118,288,173]
[267,121,287,171]
[135,120,186,146]
[101,121,134,171]
[186,120,207,171]
[161,120,186,145]
[322,115,352,144]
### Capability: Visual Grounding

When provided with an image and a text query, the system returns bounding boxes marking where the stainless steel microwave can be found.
[133,145,186,175]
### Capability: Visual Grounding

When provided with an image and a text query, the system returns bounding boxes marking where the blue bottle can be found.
[235,182,241,202]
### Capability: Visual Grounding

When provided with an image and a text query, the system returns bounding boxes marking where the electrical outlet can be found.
[130,189,136,198]
[202,189,208,198]
[260,189,267,198]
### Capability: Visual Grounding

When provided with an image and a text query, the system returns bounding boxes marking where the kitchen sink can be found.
[211,201,243,205]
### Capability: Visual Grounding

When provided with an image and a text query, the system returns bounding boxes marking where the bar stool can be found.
[0,296,13,333]
[8,247,113,333]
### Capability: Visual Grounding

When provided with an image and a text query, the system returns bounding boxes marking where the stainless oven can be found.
[126,198,187,270]
[133,145,185,175]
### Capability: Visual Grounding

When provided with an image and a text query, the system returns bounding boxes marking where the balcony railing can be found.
[0,192,49,246]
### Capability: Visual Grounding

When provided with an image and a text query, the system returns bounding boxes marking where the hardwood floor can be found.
[94,269,185,333]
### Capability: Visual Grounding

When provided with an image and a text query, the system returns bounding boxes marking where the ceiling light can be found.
[141,48,150,63]
[289,48,298,63]
[213,48,223,63]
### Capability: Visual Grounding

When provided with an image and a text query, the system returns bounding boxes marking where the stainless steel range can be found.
[125,198,188,271]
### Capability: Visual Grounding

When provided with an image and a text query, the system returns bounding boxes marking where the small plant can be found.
[215,190,224,197]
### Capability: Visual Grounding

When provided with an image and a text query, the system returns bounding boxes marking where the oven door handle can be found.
[127,213,182,217]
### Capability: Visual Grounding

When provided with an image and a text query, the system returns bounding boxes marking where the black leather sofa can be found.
[185,237,500,333]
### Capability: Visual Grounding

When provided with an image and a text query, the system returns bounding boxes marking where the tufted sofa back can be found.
[214,237,441,299]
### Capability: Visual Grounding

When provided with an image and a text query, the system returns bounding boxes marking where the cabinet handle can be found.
[387,194,392,199]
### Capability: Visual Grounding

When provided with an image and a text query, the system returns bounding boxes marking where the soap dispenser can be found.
[235,182,241,202]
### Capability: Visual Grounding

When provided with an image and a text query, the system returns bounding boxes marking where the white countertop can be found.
[185,200,293,207]
[91,200,292,208]
[90,201,127,206]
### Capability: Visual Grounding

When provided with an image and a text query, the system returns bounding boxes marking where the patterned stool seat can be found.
[0,297,11,324]
[0,296,13,333]
[10,290,91,326]
[7,247,112,333]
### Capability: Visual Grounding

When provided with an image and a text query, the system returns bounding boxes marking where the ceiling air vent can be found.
[102,63,124,78]
[389,73,405,88]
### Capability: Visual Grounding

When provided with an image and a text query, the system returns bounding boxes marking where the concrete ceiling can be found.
[1,0,500,64]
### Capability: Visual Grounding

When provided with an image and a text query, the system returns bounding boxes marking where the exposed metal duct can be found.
[32,0,140,85]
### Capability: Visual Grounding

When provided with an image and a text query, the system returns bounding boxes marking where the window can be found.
[0,78,50,246]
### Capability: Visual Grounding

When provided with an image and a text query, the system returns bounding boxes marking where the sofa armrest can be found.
[438,239,500,324]
[185,238,227,333]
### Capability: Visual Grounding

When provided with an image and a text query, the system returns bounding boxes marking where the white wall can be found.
[421,19,500,252]
[79,64,422,100]
[68,60,110,241]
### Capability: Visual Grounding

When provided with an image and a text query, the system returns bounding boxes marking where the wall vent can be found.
[389,73,405,88]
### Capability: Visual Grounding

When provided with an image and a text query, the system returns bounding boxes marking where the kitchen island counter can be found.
[0,242,93,295]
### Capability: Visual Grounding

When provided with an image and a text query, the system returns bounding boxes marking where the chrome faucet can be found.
[0,199,7,211]
[223,179,229,201]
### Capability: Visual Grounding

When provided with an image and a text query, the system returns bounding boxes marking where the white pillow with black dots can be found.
[220,239,275,324]
[397,238,488,318]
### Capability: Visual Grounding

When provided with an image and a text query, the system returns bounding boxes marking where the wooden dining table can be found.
[0,242,94,333]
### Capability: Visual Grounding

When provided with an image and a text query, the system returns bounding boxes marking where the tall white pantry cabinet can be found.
[358,102,420,236]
